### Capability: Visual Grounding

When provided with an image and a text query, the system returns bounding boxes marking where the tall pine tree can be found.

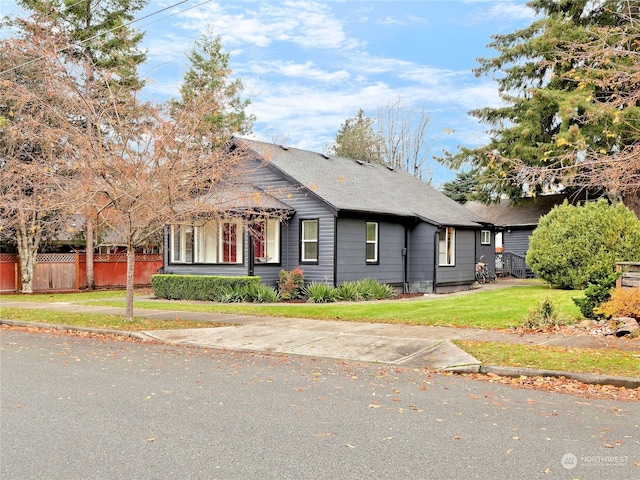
[440,0,640,214]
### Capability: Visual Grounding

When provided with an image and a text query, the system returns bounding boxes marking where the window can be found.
[170,220,243,264]
[195,221,218,263]
[301,219,319,263]
[438,227,456,266]
[253,219,280,263]
[222,222,238,263]
[171,225,193,263]
[366,222,378,263]
[481,230,491,245]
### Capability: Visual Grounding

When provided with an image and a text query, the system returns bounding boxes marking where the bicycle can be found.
[475,256,497,284]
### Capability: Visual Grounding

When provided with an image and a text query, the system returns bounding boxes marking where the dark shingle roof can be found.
[465,194,575,228]
[236,138,485,228]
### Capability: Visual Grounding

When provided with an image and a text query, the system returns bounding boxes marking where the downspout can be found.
[248,230,255,277]
[402,226,409,293]
[333,217,338,287]
[433,229,440,294]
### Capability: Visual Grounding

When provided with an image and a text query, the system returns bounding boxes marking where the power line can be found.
[0,0,212,76]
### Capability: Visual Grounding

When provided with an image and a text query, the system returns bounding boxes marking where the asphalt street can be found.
[1,328,638,480]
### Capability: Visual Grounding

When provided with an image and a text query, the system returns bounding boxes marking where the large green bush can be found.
[526,200,640,289]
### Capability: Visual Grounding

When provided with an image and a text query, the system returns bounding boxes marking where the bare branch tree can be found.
[376,98,432,181]
[0,18,78,292]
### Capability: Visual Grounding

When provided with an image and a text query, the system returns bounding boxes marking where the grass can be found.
[79,285,582,329]
[2,286,637,378]
[0,290,128,303]
[0,307,228,332]
[456,341,640,378]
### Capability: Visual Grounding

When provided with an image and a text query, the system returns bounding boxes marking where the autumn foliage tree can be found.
[0,16,77,292]
[2,12,261,319]
[17,0,149,289]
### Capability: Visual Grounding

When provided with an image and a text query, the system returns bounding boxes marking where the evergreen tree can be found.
[441,170,489,204]
[170,30,254,144]
[328,109,383,163]
[439,0,640,213]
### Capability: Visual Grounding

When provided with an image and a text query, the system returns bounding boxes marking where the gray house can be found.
[162,138,490,293]
[465,193,597,277]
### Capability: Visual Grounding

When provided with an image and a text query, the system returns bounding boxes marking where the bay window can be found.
[170,220,243,264]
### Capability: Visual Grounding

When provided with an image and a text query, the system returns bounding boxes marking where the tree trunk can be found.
[16,220,41,294]
[17,240,37,294]
[85,214,95,290]
[125,243,136,321]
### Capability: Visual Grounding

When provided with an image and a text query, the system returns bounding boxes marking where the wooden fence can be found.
[616,262,640,289]
[0,253,163,292]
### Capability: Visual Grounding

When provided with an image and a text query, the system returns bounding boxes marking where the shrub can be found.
[217,286,247,303]
[243,282,280,303]
[304,282,339,303]
[522,295,570,330]
[151,274,260,301]
[572,271,620,320]
[594,287,640,320]
[356,277,395,300]
[336,281,363,302]
[526,200,640,289]
[278,268,305,300]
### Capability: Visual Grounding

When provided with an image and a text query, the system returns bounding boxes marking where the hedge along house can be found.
[162,138,490,293]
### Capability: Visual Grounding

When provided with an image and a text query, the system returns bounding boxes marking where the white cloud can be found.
[167,1,362,50]
[463,1,536,23]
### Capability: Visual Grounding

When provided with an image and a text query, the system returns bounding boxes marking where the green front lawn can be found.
[91,286,582,329]
[0,307,228,331]
[456,341,640,378]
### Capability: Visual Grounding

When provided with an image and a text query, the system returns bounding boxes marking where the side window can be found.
[366,222,379,263]
[170,224,193,263]
[300,219,319,263]
[481,230,491,245]
[438,227,455,266]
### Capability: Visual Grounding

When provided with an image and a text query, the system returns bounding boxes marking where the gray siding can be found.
[504,228,533,258]
[436,228,476,288]
[407,222,437,292]
[475,230,496,274]
[250,162,336,284]
[336,218,405,285]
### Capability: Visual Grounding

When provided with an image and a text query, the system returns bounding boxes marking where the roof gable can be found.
[236,137,485,228]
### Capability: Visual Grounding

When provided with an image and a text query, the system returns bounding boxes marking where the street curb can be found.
[2,319,639,389]
[476,365,640,389]
[0,319,150,340]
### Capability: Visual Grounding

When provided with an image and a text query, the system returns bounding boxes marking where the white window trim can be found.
[301,219,319,262]
[366,222,379,263]
[481,230,491,245]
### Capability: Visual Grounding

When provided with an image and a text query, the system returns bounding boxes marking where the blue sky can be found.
[3,1,537,186]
